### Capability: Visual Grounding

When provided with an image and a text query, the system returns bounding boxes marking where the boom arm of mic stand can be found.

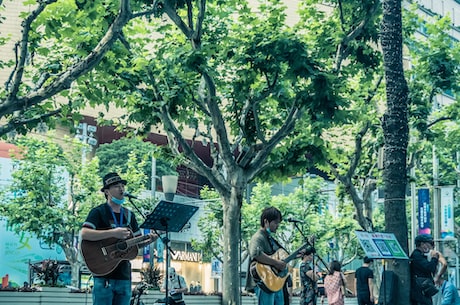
[292,222,330,273]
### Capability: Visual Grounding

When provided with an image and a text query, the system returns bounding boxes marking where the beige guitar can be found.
[81,232,155,276]
[250,242,309,292]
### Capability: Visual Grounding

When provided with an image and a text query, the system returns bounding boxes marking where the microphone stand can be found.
[126,196,176,305]
[291,222,330,274]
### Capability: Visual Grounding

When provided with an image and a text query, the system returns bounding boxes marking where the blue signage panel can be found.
[418,188,431,235]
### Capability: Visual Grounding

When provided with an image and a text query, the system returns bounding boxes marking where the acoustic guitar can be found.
[250,242,309,292]
[81,232,155,276]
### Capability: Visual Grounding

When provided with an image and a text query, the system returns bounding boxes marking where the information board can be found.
[355,231,409,259]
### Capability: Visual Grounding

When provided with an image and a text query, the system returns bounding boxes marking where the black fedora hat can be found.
[100,172,127,192]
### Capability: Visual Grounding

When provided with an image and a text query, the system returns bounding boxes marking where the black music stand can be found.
[140,200,198,305]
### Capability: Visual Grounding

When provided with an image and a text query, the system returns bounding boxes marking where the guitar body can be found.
[81,234,152,276]
[250,242,310,293]
[250,248,290,293]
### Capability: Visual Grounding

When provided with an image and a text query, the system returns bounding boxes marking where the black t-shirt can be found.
[82,203,141,280]
[355,266,373,296]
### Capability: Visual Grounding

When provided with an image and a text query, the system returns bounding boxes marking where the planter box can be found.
[0,288,93,305]
[0,288,259,305]
[0,289,359,305]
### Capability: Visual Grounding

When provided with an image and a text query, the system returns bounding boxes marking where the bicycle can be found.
[130,282,150,305]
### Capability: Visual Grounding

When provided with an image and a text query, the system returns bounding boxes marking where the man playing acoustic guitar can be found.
[81,172,158,305]
[246,206,289,305]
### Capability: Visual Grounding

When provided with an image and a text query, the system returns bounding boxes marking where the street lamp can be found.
[162,175,178,201]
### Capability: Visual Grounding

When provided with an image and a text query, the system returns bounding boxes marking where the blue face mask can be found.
[112,197,125,205]
[266,228,272,234]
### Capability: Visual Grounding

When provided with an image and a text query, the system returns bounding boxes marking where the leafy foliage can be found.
[95,137,177,190]
[194,178,362,268]
[0,134,101,287]
[0,134,156,285]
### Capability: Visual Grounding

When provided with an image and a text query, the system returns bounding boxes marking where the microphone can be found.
[123,192,138,199]
[287,217,304,223]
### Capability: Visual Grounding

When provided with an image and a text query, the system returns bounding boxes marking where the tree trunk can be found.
[63,242,81,288]
[221,183,244,305]
[381,0,410,304]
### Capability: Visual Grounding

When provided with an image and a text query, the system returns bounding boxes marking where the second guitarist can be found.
[81,172,158,305]
[246,206,288,305]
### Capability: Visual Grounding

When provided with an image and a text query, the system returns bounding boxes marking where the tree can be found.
[0,135,100,287]
[122,1,361,302]
[0,134,150,287]
[96,137,176,190]
[403,9,460,192]
[381,1,410,304]
[0,0,156,137]
[66,1,383,302]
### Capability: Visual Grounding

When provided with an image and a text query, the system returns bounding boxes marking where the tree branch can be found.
[200,72,236,168]
[161,0,193,38]
[0,108,62,136]
[0,0,133,125]
[5,1,55,96]
[159,104,230,196]
[335,1,380,72]
[193,0,206,46]
[426,116,452,129]
[244,103,302,180]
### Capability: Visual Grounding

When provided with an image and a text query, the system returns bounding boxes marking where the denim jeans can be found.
[255,286,284,305]
[92,277,132,305]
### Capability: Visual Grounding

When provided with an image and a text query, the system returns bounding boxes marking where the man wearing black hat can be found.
[81,172,158,305]
[410,234,447,305]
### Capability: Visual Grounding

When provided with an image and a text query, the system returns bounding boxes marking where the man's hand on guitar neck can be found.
[148,233,159,243]
[136,233,159,248]
[274,260,287,272]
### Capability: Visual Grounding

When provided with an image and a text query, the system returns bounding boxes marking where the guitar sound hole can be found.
[116,241,128,251]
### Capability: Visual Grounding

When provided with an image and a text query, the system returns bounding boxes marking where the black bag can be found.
[415,277,438,297]
[378,270,398,305]
[170,292,183,302]
[155,296,184,305]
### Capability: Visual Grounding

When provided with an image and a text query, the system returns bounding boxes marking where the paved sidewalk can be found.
[292,296,358,305]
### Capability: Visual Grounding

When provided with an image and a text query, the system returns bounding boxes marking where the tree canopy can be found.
[0,134,152,286]
[2,1,460,304]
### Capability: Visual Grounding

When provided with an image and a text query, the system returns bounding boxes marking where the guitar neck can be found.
[125,234,151,248]
[283,242,309,264]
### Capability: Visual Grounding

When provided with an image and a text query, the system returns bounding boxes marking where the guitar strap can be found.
[104,204,132,229]
[272,236,284,251]
[125,209,131,227]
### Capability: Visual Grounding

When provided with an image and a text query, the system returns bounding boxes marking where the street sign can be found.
[355,231,408,259]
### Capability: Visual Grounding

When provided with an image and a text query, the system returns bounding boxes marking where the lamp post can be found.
[162,175,178,201]
[160,174,178,305]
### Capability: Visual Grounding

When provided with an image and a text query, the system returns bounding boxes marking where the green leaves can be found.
[0,135,100,250]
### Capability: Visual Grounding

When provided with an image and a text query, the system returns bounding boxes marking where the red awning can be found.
[0,142,20,158]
